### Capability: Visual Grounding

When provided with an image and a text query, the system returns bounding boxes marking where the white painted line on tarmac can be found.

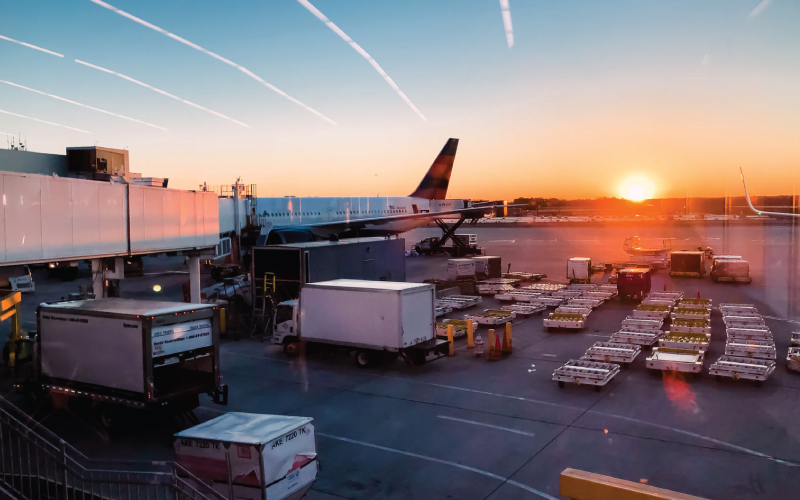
[437,415,536,437]
[317,433,559,500]
[543,354,557,357]
[585,334,609,338]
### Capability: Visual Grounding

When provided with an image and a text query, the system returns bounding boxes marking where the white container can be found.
[726,327,772,341]
[175,412,317,500]
[646,348,704,373]
[725,340,776,360]
[447,259,476,280]
[567,257,592,282]
[610,330,661,346]
[724,316,766,328]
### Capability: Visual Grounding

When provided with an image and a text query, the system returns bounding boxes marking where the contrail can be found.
[499,0,514,48]
[0,80,167,131]
[0,109,91,134]
[75,59,250,128]
[0,34,64,57]
[296,0,427,121]
[89,0,336,125]
[749,0,771,18]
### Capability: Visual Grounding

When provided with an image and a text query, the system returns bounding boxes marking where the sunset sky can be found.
[1,0,798,200]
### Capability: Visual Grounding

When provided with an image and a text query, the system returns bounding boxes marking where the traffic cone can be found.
[663,284,667,291]
[697,291,701,299]
[495,330,503,352]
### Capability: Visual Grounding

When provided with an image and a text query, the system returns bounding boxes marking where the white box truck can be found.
[567,257,592,283]
[25,298,228,425]
[272,280,449,367]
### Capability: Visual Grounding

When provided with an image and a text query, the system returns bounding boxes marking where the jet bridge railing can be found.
[0,396,226,500]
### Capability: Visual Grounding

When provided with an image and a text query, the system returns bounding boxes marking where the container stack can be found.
[542,283,616,331]
[709,303,776,384]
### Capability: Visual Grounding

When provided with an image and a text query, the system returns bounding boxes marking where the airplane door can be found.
[412,204,419,214]
[327,207,333,221]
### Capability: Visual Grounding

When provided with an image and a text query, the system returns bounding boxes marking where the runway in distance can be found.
[257,138,505,244]
[741,168,800,218]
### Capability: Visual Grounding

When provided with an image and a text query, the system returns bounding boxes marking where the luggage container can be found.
[554,306,592,318]
[724,340,776,360]
[710,356,775,383]
[472,256,502,278]
[174,412,317,500]
[567,257,592,283]
[617,268,652,300]
[436,319,468,339]
[447,259,476,281]
[658,332,710,352]
[711,259,751,284]
[501,303,546,316]
[671,318,711,336]
[787,347,800,373]
[553,359,620,391]
[437,295,482,310]
[464,309,516,325]
[670,251,706,278]
[671,308,711,321]
[723,315,766,328]
[633,304,671,319]
[567,297,604,309]
[610,330,662,347]
[646,348,704,373]
[622,317,663,331]
[582,342,640,366]
[677,298,712,310]
[726,327,772,342]
[792,332,800,347]
[543,313,586,330]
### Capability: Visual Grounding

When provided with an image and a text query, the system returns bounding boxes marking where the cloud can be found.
[702,53,711,67]
[0,109,91,134]
[499,0,514,49]
[0,34,64,58]
[748,0,771,19]
[75,60,250,128]
[296,0,427,121]
[90,0,335,125]
[0,80,167,130]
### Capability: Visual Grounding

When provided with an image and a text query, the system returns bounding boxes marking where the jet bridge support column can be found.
[188,254,201,304]
[90,259,106,298]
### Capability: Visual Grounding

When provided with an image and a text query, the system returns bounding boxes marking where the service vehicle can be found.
[553,359,620,391]
[543,312,586,330]
[3,265,35,293]
[582,342,641,366]
[273,280,448,367]
[27,299,227,424]
[711,258,751,284]
[671,307,711,321]
[501,303,546,316]
[726,327,772,342]
[658,332,710,352]
[415,234,481,257]
[724,339,776,360]
[617,268,652,300]
[175,412,317,500]
[792,332,800,347]
[670,251,706,278]
[567,257,593,283]
[671,318,711,336]
[622,317,663,331]
[436,319,468,339]
[710,355,775,384]
[787,348,800,373]
[646,348,704,373]
[464,309,516,325]
[610,329,662,347]
[633,304,671,319]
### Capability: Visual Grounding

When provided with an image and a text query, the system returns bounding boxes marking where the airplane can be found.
[741,168,800,218]
[257,138,508,244]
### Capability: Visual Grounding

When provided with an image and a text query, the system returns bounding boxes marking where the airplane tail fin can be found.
[409,138,459,200]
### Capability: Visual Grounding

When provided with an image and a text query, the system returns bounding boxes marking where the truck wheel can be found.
[355,350,373,368]
[558,381,565,388]
[283,338,301,357]
[415,246,422,254]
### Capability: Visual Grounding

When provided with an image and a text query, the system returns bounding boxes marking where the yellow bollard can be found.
[447,324,455,356]
[487,329,495,359]
[502,322,513,354]
[467,319,475,349]
[220,307,227,334]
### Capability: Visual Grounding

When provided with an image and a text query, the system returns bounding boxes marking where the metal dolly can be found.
[710,355,775,383]
[553,359,620,391]
[582,342,640,366]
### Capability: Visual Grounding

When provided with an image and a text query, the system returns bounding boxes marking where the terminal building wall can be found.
[0,149,69,177]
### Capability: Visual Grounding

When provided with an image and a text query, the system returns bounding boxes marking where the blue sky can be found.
[1,1,798,198]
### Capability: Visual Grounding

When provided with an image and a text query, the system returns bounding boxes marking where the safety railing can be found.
[0,396,227,500]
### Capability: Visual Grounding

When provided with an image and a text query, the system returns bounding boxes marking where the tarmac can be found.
[3,224,800,499]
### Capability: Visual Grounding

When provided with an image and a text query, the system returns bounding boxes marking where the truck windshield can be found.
[275,305,294,324]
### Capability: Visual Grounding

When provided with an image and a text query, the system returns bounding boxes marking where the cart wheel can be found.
[715,375,722,382]
[283,338,301,357]
[558,381,565,388]
[355,350,373,368]
[622,362,630,369]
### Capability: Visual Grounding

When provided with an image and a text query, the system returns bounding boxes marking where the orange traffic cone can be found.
[697,291,701,299]
[663,284,667,291]
[495,330,503,352]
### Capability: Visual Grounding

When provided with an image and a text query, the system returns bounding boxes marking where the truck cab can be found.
[273,299,299,353]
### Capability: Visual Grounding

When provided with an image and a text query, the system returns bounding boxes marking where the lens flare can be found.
[153,285,162,292]
[619,176,655,202]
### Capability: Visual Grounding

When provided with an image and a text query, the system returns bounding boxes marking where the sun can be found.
[619,176,655,202]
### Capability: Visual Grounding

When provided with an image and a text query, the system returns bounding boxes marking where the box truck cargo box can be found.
[670,251,705,278]
[175,412,317,500]
[567,257,592,283]
[33,298,227,411]
[711,259,751,284]
[273,280,448,367]
[617,268,651,300]
[447,259,476,280]
[473,256,502,278]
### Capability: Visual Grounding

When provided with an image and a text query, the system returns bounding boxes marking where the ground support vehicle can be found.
[464,309,516,325]
[633,305,671,319]
[671,308,711,321]
[555,306,592,318]
[671,318,711,336]
[568,297,603,308]
[553,359,620,391]
[501,304,546,316]
[710,356,775,383]
[658,332,709,352]
[622,317,663,330]
[175,412,318,500]
[502,272,546,282]
[415,234,482,257]
[523,283,567,293]
[646,348,704,373]
[495,290,541,302]
[724,340,776,360]
[544,313,586,330]
[723,316,767,329]
[583,342,640,366]
[610,330,662,347]
[30,299,227,421]
[437,295,482,309]
[787,348,800,373]
[792,332,800,347]
[617,268,652,300]
[476,283,516,295]
[677,298,712,310]
[435,304,453,317]
[436,319,468,339]
[726,327,772,342]
[273,280,448,367]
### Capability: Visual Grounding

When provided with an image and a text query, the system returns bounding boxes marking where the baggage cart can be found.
[436,319,468,339]
[723,315,766,328]
[523,283,567,292]
[787,347,800,373]
[435,304,453,318]
[502,272,546,282]
[437,295,482,310]
[710,355,775,383]
[792,332,800,347]
[506,290,544,302]
[568,284,597,291]
[476,283,516,295]
[677,298,712,310]
[671,307,711,321]
[544,313,586,330]
[584,291,615,300]
[553,359,620,391]
[633,304,671,319]
[720,310,762,319]
[501,303,546,316]
[720,305,760,317]
[622,317,663,331]
[726,327,772,342]
[582,342,641,366]
[598,284,618,297]
[610,330,662,347]
[719,302,756,308]
[554,306,592,318]
[671,318,711,336]
[478,278,521,285]
[646,291,684,300]
[641,299,675,308]
[464,309,516,325]
[724,339,776,360]
[553,290,585,299]
[658,332,709,352]
[646,348,704,373]
[532,296,567,307]
[568,297,604,309]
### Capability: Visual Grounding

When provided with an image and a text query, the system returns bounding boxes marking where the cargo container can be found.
[567,257,592,283]
[272,280,448,367]
[447,259,476,280]
[711,259,751,284]
[617,268,651,300]
[670,251,706,278]
[472,255,502,278]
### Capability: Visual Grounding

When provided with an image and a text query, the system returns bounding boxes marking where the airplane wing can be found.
[741,168,800,217]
